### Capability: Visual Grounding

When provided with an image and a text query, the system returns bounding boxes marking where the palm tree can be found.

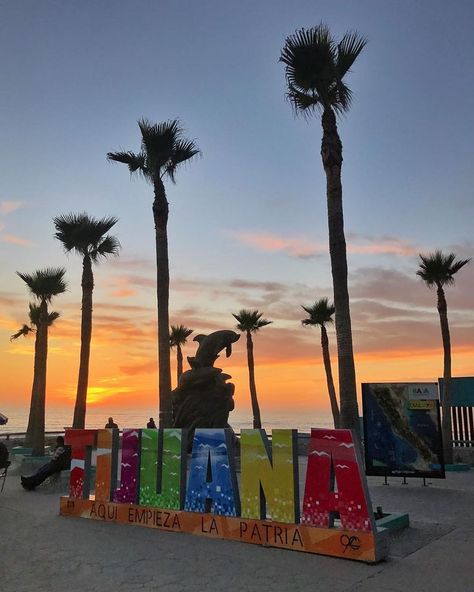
[232,309,272,429]
[16,268,67,455]
[170,325,193,386]
[417,251,470,464]
[107,119,200,428]
[280,25,366,435]
[53,213,120,429]
[301,299,340,428]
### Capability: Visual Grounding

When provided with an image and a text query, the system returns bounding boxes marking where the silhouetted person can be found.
[0,441,9,468]
[105,417,119,429]
[146,417,157,429]
[21,436,71,490]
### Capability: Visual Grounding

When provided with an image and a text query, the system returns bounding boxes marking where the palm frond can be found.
[107,150,148,178]
[164,139,201,183]
[138,118,182,174]
[17,267,67,302]
[332,80,353,113]
[91,235,121,262]
[10,324,33,341]
[280,23,365,115]
[170,324,193,347]
[110,118,199,185]
[30,303,60,327]
[54,213,119,257]
[29,302,41,326]
[286,85,322,116]
[48,311,60,325]
[232,309,272,333]
[417,250,470,287]
[336,31,367,78]
[301,298,335,327]
[280,25,336,96]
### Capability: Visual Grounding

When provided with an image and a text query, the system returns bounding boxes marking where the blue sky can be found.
[1,0,473,421]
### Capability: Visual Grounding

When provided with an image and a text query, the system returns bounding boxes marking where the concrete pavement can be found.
[0,467,472,592]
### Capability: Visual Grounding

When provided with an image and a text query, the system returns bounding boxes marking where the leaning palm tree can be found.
[417,251,470,464]
[280,24,366,435]
[16,268,67,456]
[232,309,272,429]
[53,213,120,429]
[302,299,340,428]
[170,324,193,386]
[107,119,200,428]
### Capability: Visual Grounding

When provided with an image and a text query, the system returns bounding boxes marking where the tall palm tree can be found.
[16,268,67,456]
[53,213,120,429]
[170,324,193,386]
[301,298,340,428]
[417,251,470,464]
[107,119,200,428]
[280,25,366,435]
[232,309,272,429]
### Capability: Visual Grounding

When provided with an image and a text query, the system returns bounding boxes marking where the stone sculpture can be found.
[171,330,240,447]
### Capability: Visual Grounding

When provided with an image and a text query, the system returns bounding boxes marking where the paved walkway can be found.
[0,467,473,592]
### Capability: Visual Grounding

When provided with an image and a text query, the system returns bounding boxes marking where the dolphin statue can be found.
[187,330,240,369]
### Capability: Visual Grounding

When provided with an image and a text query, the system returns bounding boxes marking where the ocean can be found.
[0,407,334,434]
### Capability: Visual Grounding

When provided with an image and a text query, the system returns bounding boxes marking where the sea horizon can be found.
[0,406,334,434]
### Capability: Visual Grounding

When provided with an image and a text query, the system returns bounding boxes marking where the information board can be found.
[362,382,445,479]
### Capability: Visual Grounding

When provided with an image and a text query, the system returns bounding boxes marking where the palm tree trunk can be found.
[72,254,93,429]
[320,107,360,437]
[320,325,340,428]
[153,178,172,428]
[176,344,183,384]
[246,331,262,429]
[437,285,453,464]
[25,299,48,456]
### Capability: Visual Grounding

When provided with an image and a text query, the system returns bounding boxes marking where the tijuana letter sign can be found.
[60,428,388,562]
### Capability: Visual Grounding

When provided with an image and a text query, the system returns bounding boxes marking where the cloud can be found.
[350,266,474,310]
[1,234,33,246]
[446,241,474,260]
[105,274,155,297]
[346,233,418,256]
[0,292,24,308]
[108,255,155,270]
[233,232,324,259]
[0,201,23,215]
[93,302,153,314]
[119,359,156,376]
[232,231,419,259]
[0,201,32,246]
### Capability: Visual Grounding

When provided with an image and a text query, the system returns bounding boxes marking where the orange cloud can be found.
[233,231,323,258]
[1,234,33,246]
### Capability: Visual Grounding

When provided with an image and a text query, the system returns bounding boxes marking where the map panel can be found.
[362,382,445,479]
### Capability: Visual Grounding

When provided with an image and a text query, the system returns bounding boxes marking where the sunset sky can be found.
[1,1,473,428]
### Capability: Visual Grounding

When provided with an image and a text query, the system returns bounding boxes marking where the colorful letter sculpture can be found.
[60,427,388,562]
[240,429,299,523]
[301,428,374,532]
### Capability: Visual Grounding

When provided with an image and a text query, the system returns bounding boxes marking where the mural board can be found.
[362,382,445,478]
[60,427,388,563]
